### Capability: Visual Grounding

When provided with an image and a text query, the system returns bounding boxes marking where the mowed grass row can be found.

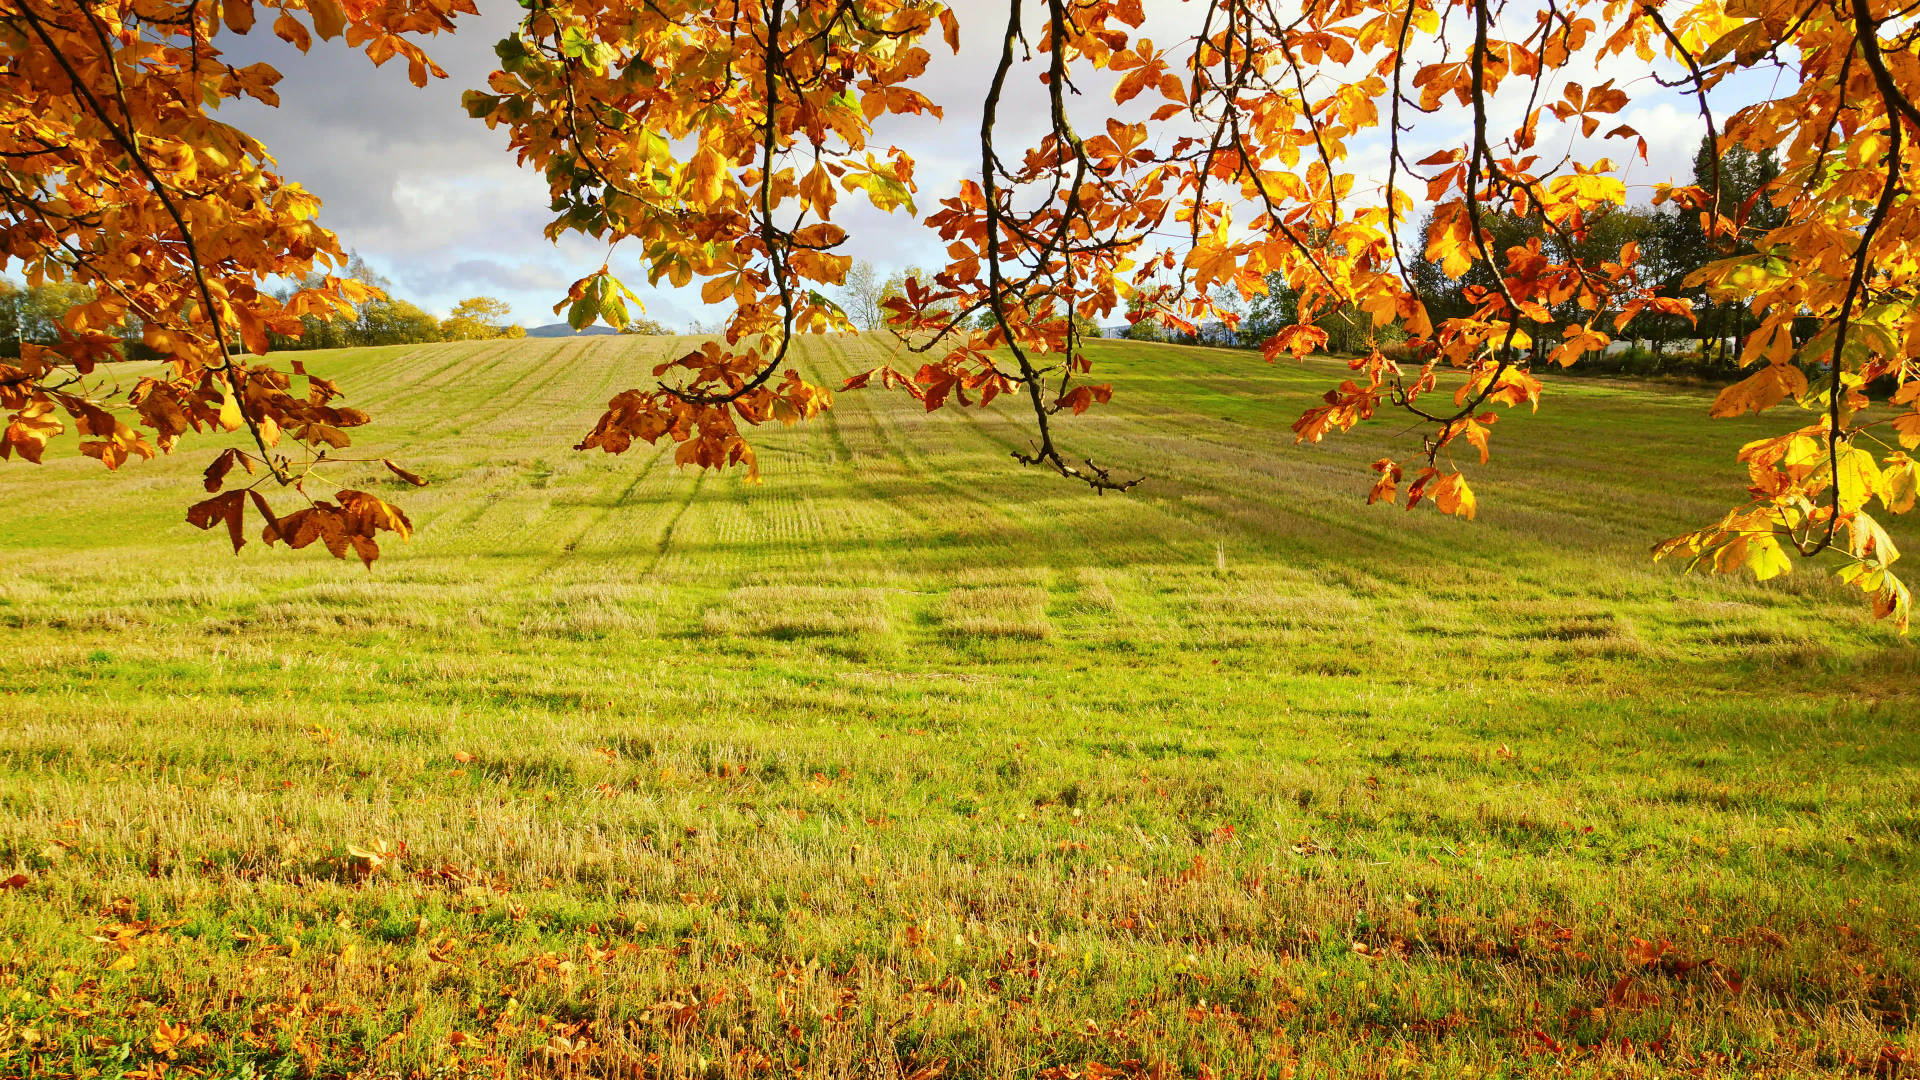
[0,336,1915,1079]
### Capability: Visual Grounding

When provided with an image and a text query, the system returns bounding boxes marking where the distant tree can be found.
[1313,303,1369,356]
[268,256,464,350]
[440,296,516,340]
[1237,274,1299,350]
[1,280,94,349]
[1648,137,1786,369]
[620,317,674,335]
[0,279,19,355]
[359,298,444,346]
[839,260,884,332]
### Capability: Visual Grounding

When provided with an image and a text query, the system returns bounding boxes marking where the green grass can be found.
[0,335,1915,1079]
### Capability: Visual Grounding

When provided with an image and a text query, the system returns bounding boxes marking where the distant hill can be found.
[525,323,623,338]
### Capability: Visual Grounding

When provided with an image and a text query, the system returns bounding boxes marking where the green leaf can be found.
[565,295,594,331]
[558,27,615,73]
[567,275,609,331]
[807,290,848,318]
[495,34,531,66]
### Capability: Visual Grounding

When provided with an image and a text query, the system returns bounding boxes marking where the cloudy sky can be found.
[213,2,1755,329]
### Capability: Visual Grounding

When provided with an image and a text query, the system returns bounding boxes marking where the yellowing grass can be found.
[0,335,1915,1079]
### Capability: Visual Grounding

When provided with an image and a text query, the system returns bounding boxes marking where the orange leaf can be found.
[221,0,254,34]
[384,459,429,487]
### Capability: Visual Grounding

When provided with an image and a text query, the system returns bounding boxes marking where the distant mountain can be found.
[525,323,623,338]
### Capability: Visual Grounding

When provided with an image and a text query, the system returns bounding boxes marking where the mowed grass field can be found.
[1,335,1917,1079]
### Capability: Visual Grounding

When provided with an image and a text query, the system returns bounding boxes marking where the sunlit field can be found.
[1,335,1915,1079]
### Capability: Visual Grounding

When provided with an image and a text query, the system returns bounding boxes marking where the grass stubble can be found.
[0,336,1915,1079]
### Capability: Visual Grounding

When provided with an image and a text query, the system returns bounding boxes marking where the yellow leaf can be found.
[1882,454,1917,514]
[799,164,837,217]
[1711,535,1751,575]
[1434,472,1477,519]
[306,0,345,40]
[1423,203,1475,279]
[1850,513,1899,564]
[1746,534,1791,581]
[1837,447,1879,513]
[1708,361,1806,418]
[688,144,728,207]
[218,389,244,432]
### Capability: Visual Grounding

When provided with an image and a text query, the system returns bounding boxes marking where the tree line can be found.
[0,257,526,359]
[267,255,524,350]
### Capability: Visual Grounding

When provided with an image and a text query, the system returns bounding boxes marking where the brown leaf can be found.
[1606,974,1635,1006]
[203,448,238,492]
[247,490,280,534]
[185,491,247,553]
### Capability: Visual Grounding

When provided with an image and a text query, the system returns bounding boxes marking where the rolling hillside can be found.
[0,336,1914,1078]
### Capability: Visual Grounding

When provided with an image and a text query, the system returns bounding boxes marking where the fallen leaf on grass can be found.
[904,1058,949,1080]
